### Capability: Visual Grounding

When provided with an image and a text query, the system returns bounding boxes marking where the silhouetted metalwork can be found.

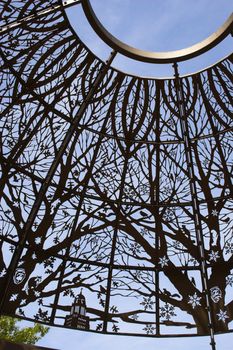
[0,1,232,348]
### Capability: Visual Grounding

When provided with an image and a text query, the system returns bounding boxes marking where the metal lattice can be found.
[0,1,233,348]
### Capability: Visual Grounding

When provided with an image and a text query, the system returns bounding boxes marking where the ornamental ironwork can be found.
[0,1,233,350]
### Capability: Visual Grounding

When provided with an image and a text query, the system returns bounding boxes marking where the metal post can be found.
[154,83,162,335]
[173,62,217,350]
[0,50,117,314]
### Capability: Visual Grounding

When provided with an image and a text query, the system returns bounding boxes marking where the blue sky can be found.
[37,326,232,350]
[34,1,233,349]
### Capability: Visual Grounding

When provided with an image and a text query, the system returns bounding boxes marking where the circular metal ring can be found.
[82,0,233,64]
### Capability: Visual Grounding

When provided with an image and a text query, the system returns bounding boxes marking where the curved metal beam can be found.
[82,0,233,63]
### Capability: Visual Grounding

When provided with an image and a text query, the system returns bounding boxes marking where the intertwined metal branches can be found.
[0,0,232,338]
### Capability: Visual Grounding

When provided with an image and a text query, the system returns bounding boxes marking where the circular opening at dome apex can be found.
[89,0,232,52]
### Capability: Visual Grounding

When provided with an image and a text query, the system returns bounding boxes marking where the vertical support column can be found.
[154,82,161,336]
[173,63,216,350]
[0,50,117,314]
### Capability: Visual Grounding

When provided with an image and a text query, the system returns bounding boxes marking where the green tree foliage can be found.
[0,316,49,345]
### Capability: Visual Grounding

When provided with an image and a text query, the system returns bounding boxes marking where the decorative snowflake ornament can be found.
[217,310,229,323]
[160,303,176,321]
[188,292,202,309]
[140,297,155,311]
[211,209,218,217]
[225,242,233,255]
[159,256,169,268]
[143,324,155,335]
[208,250,220,262]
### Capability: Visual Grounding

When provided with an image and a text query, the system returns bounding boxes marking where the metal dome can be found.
[0,1,232,349]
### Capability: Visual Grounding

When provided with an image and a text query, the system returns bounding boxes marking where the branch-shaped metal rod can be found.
[173,62,217,350]
[0,0,82,34]
[153,84,162,335]
[0,49,117,314]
